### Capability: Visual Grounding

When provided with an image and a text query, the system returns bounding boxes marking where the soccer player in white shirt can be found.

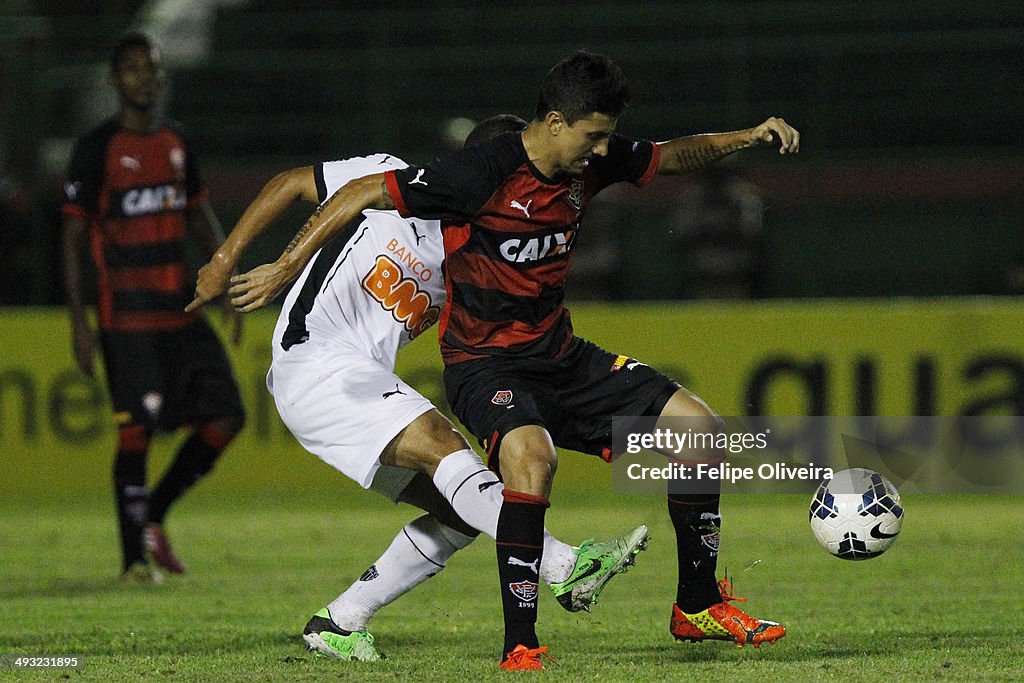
[188,116,648,662]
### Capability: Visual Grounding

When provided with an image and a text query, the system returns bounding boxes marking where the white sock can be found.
[431,448,577,583]
[327,515,472,632]
[431,449,503,537]
[541,532,577,584]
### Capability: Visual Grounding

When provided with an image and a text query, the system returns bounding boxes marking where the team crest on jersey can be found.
[508,580,538,602]
[566,179,584,209]
[491,390,513,405]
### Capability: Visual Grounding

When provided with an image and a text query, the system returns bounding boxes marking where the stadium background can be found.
[1,4,1022,498]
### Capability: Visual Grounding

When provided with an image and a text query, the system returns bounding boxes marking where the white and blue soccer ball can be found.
[809,468,904,560]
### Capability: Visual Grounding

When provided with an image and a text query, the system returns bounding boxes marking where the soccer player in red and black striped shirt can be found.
[61,33,245,582]
[219,51,799,668]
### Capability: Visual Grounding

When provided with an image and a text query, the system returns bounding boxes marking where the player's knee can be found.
[659,388,724,432]
[421,411,469,452]
[498,425,558,490]
[388,410,470,471]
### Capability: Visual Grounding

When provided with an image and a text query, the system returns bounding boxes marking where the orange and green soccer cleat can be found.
[670,577,785,647]
[499,644,548,671]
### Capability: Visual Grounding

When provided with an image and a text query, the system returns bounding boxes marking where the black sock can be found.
[667,492,722,613]
[113,444,149,571]
[149,425,230,524]
[495,490,548,659]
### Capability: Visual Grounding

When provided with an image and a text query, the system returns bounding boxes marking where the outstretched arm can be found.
[225,172,392,313]
[656,117,799,175]
[187,166,321,311]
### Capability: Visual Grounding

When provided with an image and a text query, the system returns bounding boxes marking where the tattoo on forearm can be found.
[380,180,395,210]
[674,140,747,171]
[284,201,325,255]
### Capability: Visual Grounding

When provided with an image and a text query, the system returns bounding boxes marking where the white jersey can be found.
[271,153,444,370]
[266,154,445,492]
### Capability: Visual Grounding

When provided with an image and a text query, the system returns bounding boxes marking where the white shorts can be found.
[266,341,433,496]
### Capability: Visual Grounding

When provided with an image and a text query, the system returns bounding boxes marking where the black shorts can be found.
[100,320,245,431]
[443,336,679,466]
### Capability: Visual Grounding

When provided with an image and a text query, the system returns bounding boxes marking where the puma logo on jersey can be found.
[362,254,439,338]
[498,228,576,263]
[63,181,82,201]
[409,222,425,245]
[410,169,428,185]
[510,199,532,217]
[382,384,406,399]
[507,556,539,575]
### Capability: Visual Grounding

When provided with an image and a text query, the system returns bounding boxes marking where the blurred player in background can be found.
[220,51,799,669]
[61,32,245,582]
[189,115,647,662]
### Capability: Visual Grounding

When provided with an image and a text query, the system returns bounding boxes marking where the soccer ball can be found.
[809,468,904,560]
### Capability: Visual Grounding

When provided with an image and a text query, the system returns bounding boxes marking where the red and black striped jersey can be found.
[385,131,659,365]
[61,119,206,332]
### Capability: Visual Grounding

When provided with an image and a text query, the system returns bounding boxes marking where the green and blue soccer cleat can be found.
[302,608,381,661]
[549,524,649,612]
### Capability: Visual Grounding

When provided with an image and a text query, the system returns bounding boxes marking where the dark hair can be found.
[534,50,630,124]
[110,31,156,70]
[463,114,528,147]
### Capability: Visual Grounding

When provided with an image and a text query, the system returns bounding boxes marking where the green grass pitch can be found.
[1,487,1022,681]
